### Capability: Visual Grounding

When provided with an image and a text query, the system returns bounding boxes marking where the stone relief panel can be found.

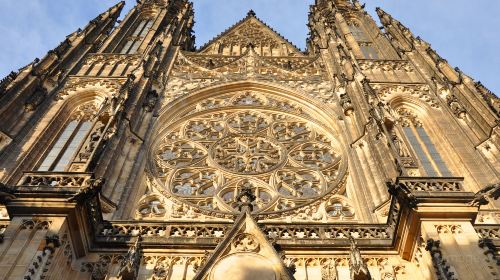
[160,49,335,106]
[199,16,301,57]
[358,59,422,84]
[372,83,440,108]
[149,90,349,221]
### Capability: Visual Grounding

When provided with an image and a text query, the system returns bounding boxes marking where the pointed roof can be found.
[193,210,294,280]
[199,10,303,55]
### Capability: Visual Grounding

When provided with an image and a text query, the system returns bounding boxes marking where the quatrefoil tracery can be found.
[152,93,346,215]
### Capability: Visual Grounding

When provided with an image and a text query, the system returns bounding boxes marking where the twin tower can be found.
[0,0,498,279]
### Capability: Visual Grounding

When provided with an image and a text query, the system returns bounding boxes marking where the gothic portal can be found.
[0,0,499,279]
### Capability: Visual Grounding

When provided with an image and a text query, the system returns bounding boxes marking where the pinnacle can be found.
[375,7,386,15]
[247,9,256,17]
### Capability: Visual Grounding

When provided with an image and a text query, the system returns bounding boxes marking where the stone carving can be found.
[474,81,500,117]
[339,93,354,116]
[19,172,92,188]
[68,177,105,203]
[211,136,285,175]
[151,104,346,216]
[81,255,120,280]
[358,59,415,72]
[24,86,47,112]
[56,77,125,100]
[0,130,12,152]
[232,233,260,252]
[156,140,206,169]
[348,235,372,280]
[475,225,500,240]
[470,182,500,206]
[325,199,355,219]
[199,15,301,57]
[226,111,270,133]
[78,53,140,77]
[425,239,458,280]
[0,71,18,94]
[446,94,467,119]
[143,90,159,112]
[137,195,167,218]
[435,224,463,234]
[24,234,61,280]
[118,237,142,280]
[372,83,440,108]
[478,238,500,266]
[161,49,331,106]
[289,142,340,170]
[397,178,464,192]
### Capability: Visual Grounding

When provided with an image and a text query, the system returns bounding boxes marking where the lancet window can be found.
[120,17,154,54]
[347,20,380,59]
[38,101,110,172]
[359,43,379,59]
[398,108,452,177]
[348,21,369,42]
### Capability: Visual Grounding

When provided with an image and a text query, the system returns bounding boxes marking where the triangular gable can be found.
[199,11,303,57]
[193,210,295,280]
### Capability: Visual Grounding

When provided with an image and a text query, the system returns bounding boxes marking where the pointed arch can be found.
[149,81,351,219]
[388,97,453,177]
[155,80,344,138]
[34,90,112,173]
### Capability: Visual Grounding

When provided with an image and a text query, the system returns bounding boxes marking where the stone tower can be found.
[0,0,499,279]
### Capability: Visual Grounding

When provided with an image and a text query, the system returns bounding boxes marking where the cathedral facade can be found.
[0,0,499,279]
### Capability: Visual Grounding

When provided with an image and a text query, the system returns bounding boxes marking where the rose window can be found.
[152,99,347,215]
[211,136,285,174]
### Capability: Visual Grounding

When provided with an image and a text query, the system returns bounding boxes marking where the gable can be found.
[193,210,294,280]
[199,11,303,57]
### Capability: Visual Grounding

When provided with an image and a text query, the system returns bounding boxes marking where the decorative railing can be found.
[94,221,396,246]
[262,224,393,240]
[475,225,500,240]
[99,223,229,239]
[18,172,93,188]
[396,177,465,192]
[358,59,414,72]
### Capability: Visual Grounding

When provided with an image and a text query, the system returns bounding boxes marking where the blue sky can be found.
[0,0,498,94]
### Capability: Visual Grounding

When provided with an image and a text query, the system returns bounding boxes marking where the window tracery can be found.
[120,17,154,54]
[136,195,167,218]
[150,91,348,215]
[397,108,452,177]
[359,43,379,59]
[37,100,111,172]
[325,198,355,220]
[347,20,369,42]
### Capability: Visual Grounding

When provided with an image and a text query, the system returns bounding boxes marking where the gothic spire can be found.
[375,7,415,52]
[0,1,125,102]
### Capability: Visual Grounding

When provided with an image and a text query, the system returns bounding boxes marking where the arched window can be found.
[120,17,154,54]
[347,21,369,42]
[359,43,379,59]
[38,101,109,172]
[347,21,379,59]
[397,108,452,177]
